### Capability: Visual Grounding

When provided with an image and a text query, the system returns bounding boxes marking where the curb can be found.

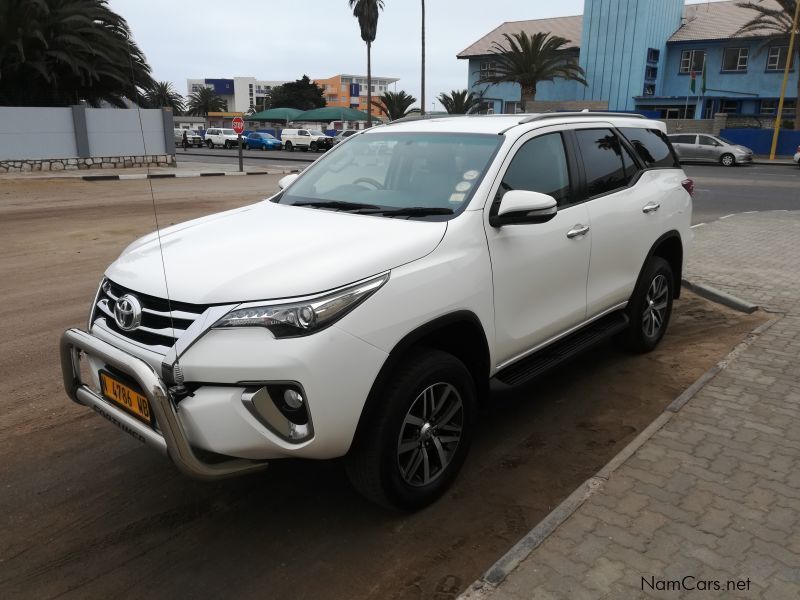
[681,279,759,314]
[182,151,316,164]
[82,169,299,182]
[459,317,780,600]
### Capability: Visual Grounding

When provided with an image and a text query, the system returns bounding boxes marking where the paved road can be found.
[0,177,762,600]
[177,147,317,168]
[683,163,800,224]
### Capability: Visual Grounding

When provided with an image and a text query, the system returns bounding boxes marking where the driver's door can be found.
[485,128,590,367]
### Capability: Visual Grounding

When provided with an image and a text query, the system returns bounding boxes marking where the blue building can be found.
[458,0,798,120]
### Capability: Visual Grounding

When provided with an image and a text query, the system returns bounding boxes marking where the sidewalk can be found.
[463,210,800,599]
[751,156,797,166]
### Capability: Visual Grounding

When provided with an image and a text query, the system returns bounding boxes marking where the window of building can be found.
[621,128,679,169]
[719,100,740,113]
[784,99,797,114]
[722,48,749,72]
[575,129,633,197]
[480,61,497,78]
[647,48,661,63]
[643,83,656,96]
[767,46,790,71]
[495,133,571,207]
[505,101,522,114]
[760,99,778,115]
[645,66,658,81]
[679,49,706,74]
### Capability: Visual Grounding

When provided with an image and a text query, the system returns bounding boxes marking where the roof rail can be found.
[517,111,647,124]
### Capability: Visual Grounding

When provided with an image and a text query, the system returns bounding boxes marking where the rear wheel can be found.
[310,141,318,152]
[224,141,231,149]
[285,141,293,152]
[619,257,674,354]
[720,153,735,167]
[346,348,476,510]
[206,140,214,149]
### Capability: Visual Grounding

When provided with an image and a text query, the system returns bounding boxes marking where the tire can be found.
[310,141,318,152]
[720,153,735,167]
[224,141,231,149]
[244,143,249,150]
[285,141,293,152]
[345,348,476,510]
[206,140,214,149]
[619,257,674,354]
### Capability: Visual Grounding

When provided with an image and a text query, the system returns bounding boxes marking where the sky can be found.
[108,0,730,111]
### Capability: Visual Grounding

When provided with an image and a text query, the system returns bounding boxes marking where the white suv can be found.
[61,113,692,509]
[281,128,334,153]
[204,128,241,149]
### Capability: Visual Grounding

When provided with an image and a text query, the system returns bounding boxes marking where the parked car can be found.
[332,129,359,145]
[281,128,334,153]
[60,113,692,510]
[244,132,282,151]
[793,146,800,167]
[204,128,241,149]
[668,133,753,167]
[174,128,202,148]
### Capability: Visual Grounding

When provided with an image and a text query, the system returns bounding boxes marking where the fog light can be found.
[284,388,304,410]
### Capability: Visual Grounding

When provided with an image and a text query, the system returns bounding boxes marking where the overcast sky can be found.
[108,0,729,111]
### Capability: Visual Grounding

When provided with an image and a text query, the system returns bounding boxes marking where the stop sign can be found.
[232,116,244,135]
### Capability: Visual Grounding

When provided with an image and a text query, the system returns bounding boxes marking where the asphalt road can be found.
[0,177,764,600]
[176,151,800,226]
[684,163,800,224]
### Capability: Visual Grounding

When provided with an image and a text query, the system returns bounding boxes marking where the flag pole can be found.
[770,0,800,160]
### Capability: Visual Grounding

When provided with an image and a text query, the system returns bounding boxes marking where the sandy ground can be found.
[0,178,766,600]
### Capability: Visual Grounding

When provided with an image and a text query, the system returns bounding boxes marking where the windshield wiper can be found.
[292,200,380,211]
[356,207,455,217]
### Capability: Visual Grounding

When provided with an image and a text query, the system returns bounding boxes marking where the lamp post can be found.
[770,0,800,160]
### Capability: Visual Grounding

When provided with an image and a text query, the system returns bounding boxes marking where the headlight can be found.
[213,272,389,338]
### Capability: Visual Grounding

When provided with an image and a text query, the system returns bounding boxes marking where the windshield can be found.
[309,130,325,136]
[277,132,502,216]
[718,137,735,145]
[262,133,276,139]
[222,129,235,135]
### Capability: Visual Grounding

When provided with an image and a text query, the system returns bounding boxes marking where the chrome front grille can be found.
[93,279,209,354]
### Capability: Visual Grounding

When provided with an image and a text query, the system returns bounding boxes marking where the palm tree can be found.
[437,89,482,114]
[737,0,800,128]
[476,32,587,112]
[348,0,385,126]
[186,86,227,117]
[420,0,426,116]
[373,91,416,120]
[0,0,154,107]
[144,81,185,114]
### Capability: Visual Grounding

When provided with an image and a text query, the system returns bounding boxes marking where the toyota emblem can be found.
[114,294,142,331]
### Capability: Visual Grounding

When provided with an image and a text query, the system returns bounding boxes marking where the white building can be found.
[186,77,290,113]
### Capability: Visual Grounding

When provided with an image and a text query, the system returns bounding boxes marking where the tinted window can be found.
[575,129,629,197]
[623,128,680,168]
[497,133,571,206]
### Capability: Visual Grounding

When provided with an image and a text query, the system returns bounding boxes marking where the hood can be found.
[106,201,447,304]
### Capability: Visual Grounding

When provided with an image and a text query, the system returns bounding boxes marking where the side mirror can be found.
[278,174,299,190]
[490,190,558,227]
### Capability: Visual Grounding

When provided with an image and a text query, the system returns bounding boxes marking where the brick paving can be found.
[466,211,800,599]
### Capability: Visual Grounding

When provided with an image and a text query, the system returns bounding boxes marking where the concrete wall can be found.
[0,106,174,163]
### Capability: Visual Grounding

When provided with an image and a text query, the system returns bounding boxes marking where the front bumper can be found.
[60,328,269,480]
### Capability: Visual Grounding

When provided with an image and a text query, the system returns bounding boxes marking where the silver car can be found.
[668,133,753,167]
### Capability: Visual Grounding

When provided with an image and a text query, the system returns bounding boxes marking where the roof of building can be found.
[670,0,781,42]
[457,1,783,59]
[457,15,583,58]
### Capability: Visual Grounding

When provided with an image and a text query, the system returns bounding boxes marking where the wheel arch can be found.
[349,311,491,452]
[640,230,684,299]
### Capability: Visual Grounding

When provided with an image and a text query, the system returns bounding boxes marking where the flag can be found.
[690,71,697,94]
[701,65,707,95]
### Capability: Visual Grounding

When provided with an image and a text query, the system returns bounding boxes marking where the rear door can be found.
[669,134,697,160]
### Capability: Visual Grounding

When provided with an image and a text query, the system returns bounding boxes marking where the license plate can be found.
[99,371,153,425]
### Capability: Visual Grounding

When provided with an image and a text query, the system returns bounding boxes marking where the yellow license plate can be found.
[99,371,152,425]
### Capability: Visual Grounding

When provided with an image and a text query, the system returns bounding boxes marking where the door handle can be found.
[566,224,590,239]
[642,202,661,214]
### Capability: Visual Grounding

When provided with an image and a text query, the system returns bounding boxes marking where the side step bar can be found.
[494,311,630,387]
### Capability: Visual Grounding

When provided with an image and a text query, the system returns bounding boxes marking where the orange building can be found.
[314,74,400,119]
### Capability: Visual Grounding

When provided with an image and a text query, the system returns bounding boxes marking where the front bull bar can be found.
[60,328,268,480]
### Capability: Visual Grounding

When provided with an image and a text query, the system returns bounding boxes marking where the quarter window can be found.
[722,48,749,72]
[574,129,633,197]
[680,50,706,74]
[621,128,680,169]
[496,133,571,207]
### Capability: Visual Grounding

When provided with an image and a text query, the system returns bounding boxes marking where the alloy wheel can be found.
[642,274,669,338]
[396,382,464,487]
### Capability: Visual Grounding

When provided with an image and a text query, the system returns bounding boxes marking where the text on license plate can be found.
[99,372,152,425]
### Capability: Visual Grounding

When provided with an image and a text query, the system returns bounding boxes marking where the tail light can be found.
[681,178,694,197]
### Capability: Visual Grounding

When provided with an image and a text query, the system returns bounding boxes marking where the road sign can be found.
[232,117,245,135]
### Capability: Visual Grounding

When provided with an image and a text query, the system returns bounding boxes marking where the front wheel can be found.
[285,141,293,152]
[619,257,674,354]
[720,153,736,167]
[310,141,318,152]
[345,348,476,510]
[206,140,214,149]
